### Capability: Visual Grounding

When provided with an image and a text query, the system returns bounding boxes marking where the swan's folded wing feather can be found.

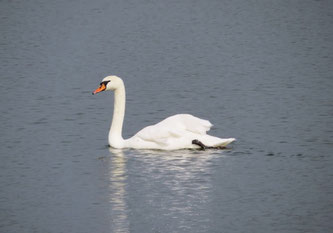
[184,118,212,135]
[134,125,182,143]
[133,114,212,145]
[166,114,212,135]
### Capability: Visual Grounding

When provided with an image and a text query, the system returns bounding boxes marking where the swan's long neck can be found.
[109,82,126,148]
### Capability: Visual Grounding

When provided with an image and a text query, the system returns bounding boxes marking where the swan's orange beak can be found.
[92,83,106,95]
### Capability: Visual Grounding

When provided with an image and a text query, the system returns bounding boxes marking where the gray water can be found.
[1,0,333,232]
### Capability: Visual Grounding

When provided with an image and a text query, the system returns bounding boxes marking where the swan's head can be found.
[92,76,124,95]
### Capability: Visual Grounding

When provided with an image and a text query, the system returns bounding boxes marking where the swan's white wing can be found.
[134,114,211,139]
[126,114,234,150]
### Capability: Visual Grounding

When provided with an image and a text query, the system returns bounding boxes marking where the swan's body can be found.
[93,76,235,150]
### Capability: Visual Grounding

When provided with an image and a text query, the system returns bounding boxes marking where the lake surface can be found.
[1,0,332,232]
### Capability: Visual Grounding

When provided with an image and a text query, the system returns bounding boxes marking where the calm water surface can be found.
[1,0,332,232]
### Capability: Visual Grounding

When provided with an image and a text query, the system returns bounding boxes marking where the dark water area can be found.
[1,0,333,232]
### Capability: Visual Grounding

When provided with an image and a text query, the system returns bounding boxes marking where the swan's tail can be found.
[200,135,236,147]
[215,138,236,147]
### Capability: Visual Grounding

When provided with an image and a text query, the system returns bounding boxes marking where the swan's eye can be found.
[100,81,110,86]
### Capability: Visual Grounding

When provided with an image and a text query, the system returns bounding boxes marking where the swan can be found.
[92,75,235,150]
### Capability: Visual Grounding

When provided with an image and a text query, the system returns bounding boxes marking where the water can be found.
[1,0,332,232]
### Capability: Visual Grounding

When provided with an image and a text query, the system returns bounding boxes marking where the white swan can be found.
[92,75,235,150]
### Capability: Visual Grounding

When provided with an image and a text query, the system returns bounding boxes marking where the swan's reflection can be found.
[108,148,129,233]
[134,149,224,226]
[107,147,227,232]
